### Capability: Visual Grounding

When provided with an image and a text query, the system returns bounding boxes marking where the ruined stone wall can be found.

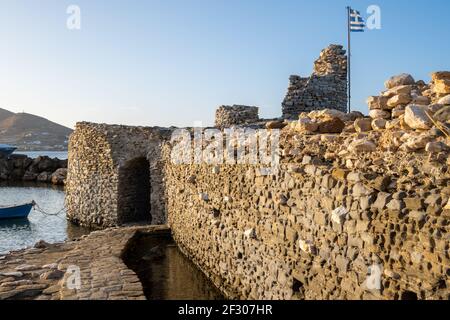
[164,130,449,300]
[282,45,348,119]
[215,105,259,128]
[63,67,449,300]
[65,122,172,228]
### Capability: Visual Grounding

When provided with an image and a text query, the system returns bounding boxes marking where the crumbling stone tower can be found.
[282,44,348,119]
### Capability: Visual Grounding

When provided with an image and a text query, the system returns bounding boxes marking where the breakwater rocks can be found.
[0,155,67,185]
[282,44,348,119]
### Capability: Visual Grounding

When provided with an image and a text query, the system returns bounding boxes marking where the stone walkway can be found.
[0,225,170,300]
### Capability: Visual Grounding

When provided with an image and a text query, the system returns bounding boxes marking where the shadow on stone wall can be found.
[118,157,152,224]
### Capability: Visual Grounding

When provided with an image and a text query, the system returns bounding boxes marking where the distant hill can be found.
[0,108,72,151]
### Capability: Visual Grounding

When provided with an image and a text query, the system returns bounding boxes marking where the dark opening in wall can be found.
[400,290,418,300]
[118,157,151,224]
[292,278,305,299]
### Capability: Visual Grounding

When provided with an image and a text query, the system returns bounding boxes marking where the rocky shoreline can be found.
[0,155,67,185]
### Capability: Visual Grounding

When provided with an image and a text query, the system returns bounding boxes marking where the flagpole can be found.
[347,6,351,113]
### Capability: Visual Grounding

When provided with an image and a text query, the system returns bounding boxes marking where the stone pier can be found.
[0,225,169,300]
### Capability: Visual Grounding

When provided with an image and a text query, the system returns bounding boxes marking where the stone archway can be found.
[117,157,151,224]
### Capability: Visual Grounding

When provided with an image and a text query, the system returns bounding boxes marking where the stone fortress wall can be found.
[65,122,172,227]
[65,45,450,300]
[282,45,348,119]
[163,131,449,300]
[215,105,259,128]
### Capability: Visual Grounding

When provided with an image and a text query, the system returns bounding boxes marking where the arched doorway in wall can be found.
[117,157,151,224]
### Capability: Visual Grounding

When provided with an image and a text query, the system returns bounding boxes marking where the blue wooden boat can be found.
[0,201,35,220]
[0,144,17,158]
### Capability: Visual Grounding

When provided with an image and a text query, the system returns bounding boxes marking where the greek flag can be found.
[349,9,365,32]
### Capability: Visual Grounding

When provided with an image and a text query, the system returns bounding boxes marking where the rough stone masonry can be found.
[282,44,348,119]
[215,105,260,128]
[65,122,172,227]
[62,46,449,300]
[160,72,448,300]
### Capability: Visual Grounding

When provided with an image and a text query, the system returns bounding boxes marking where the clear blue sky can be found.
[1,0,449,128]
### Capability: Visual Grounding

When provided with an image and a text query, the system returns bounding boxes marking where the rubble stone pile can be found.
[284,71,450,161]
[366,72,450,133]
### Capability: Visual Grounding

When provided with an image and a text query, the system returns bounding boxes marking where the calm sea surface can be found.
[0,182,90,255]
[13,151,68,160]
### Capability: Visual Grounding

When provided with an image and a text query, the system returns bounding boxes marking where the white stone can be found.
[404,105,433,130]
[382,85,413,97]
[296,118,318,133]
[372,118,387,130]
[244,228,256,239]
[438,95,450,105]
[411,251,423,264]
[321,134,339,142]
[212,166,220,174]
[353,183,374,197]
[387,94,412,108]
[42,263,58,270]
[349,139,377,153]
[15,264,38,271]
[331,206,348,225]
[304,165,316,176]
[346,172,362,183]
[0,271,23,278]
[384,73,415,89]
[403,135,433,151]
[302,155,312,164]
[298,239,315,254]
[309,109,347,121]
[369,110,391,120]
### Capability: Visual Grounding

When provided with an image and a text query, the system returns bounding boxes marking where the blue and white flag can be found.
[349,9,365,32]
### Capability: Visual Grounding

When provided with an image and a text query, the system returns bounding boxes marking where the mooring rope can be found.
[33,202,66,217]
